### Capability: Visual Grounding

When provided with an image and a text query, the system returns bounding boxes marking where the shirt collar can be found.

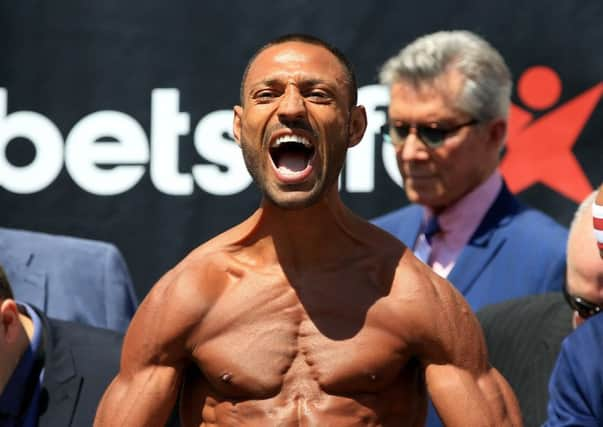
[0,302,43,418]
[424,170,502,240]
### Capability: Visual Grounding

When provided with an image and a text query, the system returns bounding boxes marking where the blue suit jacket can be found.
[374,184,568,427]
[545,313,603,426]
[33,306,123,427]
[372,184,568,312]
[0,227,137,332]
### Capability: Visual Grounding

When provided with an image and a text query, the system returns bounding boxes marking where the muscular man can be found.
[543,187,603,426]
[95,34,521,427]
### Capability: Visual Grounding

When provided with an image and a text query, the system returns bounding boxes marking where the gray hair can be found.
[379,30,512,121]
[568,190,598,245]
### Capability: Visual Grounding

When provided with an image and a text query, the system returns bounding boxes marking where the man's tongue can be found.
[277,152,307,175]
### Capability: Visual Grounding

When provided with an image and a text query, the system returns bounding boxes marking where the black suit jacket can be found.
[476,292,573,427]
[31,306,122,427]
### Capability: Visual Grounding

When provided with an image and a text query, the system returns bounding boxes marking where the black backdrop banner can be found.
[1,1,602,300]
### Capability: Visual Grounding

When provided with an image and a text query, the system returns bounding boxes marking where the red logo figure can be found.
[500,66,603,203]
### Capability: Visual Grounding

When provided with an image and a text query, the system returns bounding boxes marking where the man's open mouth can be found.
[269,134,315,181]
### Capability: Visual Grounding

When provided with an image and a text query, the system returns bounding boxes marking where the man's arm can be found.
[94,264,217,427]
[417,275,523,426]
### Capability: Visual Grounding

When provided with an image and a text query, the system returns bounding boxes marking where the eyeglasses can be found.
[563,287,603,319]
[381,119,479,148]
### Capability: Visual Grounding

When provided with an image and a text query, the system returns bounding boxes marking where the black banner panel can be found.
[1,1,602,299]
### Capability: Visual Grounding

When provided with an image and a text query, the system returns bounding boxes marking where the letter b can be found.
[0,88,64,193]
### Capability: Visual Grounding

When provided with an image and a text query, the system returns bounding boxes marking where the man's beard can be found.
[238,123,349,210]
[240,141,321,210]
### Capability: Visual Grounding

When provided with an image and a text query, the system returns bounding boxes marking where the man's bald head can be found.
[566,191,603,326]
[240,33,358,108]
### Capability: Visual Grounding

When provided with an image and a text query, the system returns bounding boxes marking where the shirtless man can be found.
[94,34,521,427]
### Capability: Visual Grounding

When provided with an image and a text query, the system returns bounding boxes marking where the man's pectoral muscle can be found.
[95,249,521,427]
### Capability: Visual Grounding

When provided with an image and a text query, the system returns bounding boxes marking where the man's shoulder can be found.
[554,314,603,395]
[371,204,421,231]
[48,316,123,350]
[477,292,569,330]
[484,200,568,256]
[495,198,566,242]
[372,204,421,223]
[43,315,123,376]
[0,226,119,256]
[563,313,603,351]
[389,253,464,314]
[145,246,235,314]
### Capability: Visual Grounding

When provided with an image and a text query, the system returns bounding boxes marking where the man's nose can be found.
[277,85,306,122]
[398,133,430,162]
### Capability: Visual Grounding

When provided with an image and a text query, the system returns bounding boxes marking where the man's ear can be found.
[487,118,507,151]
[233,105,243,147]
[348,105,368,148]
[0,299,20,343]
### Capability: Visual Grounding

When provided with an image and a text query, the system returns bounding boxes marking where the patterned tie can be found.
[424,216,441,245]
[415,216,441,264]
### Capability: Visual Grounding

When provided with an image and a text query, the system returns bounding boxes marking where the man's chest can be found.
[189,274,409,399]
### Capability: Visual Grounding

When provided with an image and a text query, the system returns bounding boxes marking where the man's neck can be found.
[245,187,366,271]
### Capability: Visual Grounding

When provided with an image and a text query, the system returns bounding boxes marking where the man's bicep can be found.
[95,362,182,427]
[419,280,522,425]
[425,363,522,426]
[96,267,209,426]
[95,306,187,426]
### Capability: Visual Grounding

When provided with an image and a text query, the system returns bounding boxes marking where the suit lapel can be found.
[0,235,47,310]
[36,310,81,427]
[397,206,423,247]
[447,184,520,296]
[39,376,82,427]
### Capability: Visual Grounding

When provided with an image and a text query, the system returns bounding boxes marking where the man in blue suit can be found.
[0,227,137,332]
[374,31,567,427]
[373,30,567,312]
[0,265,124,427]
[545,312,603,426]
[544,187,603,426]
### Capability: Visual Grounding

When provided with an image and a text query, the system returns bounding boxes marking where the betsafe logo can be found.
[0,85,397,196]
[0,67,601,199]
[501,66,603,203]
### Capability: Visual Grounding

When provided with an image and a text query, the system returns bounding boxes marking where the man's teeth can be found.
[273,135,312,148]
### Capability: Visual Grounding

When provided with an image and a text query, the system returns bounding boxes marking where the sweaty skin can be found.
[94,40,522,427]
